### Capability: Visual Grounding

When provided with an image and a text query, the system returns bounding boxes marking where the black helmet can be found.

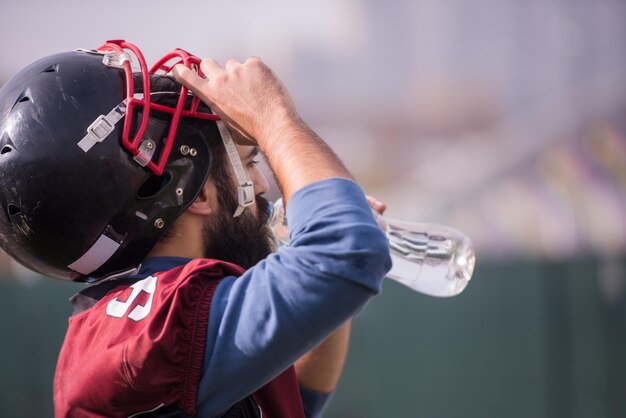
[0,41,220,281]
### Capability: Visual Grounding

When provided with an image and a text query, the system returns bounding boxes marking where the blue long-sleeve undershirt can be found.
[140,178,391,417]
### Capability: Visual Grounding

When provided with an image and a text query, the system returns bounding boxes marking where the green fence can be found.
[1,259,625,417]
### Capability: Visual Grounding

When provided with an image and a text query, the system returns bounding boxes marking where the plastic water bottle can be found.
[267,198,475,297]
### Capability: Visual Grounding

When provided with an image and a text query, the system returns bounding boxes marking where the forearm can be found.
[256,115,352,205]
[295,321,351,393]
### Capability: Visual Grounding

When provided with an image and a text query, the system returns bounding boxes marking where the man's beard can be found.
[202,189,274,270]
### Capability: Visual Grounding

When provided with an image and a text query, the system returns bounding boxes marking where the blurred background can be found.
[1,0,625,416]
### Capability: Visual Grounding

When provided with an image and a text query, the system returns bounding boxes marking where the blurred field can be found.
[2,257,626,417]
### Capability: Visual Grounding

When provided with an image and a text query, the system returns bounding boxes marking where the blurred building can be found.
[284,0,626,261]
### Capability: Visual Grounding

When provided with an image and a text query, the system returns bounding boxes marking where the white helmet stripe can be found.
[68,232,121,275]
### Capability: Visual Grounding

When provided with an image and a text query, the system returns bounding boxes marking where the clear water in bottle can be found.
[267,198,475,297]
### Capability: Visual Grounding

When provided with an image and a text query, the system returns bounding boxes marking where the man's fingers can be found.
[225,58,241,71]
[172,64,215,107]
[366,195,387,214]
[200,58,224,79]
[172,63,257,144]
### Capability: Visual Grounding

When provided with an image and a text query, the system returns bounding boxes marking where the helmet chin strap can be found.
[213,115,255,217]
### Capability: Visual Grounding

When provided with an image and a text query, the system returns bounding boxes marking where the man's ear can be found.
[187,181,217,216]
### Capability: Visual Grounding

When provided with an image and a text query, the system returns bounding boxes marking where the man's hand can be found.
[174,56,352,204]
[366,195,387,215]
[173,58,296,146]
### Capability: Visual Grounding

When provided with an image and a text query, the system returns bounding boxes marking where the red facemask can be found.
[96,39,219,176]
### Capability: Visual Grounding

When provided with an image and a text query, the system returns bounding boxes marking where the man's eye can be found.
[247,159,260,167]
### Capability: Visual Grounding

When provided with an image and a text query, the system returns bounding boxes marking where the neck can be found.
[148,214,205,259]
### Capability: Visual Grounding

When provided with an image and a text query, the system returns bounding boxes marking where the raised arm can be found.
[174,59,391,417]
[173,58,350,203]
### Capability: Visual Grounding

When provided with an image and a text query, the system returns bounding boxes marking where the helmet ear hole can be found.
[1,145,13,155]
[7,204,21,216]
[137,171,172,199]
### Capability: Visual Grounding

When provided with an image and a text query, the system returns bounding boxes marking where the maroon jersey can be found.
[54,258,305,417]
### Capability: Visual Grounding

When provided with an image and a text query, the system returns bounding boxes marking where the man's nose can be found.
[252,169,269,196]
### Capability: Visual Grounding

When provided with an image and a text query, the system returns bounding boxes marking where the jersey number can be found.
[106,275,157,321]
